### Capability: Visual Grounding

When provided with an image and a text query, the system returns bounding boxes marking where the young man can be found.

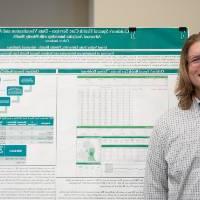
[144,33,200,199]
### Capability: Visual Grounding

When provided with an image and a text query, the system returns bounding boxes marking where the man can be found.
[144,33,200,199]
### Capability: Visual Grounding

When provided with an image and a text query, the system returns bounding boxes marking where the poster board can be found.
[0,27,188,199]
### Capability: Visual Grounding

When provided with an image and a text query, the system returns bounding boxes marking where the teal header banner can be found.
[0,28,188,50]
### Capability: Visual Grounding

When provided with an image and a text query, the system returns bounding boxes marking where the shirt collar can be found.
[194,97,200,104]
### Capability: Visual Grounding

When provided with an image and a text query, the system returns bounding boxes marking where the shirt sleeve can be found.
[143,124,168,200]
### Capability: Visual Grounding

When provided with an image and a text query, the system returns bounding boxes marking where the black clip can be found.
[179,27,187,32]
[129,27,136,39]
[129,27,136,32]
[179,27,187,39]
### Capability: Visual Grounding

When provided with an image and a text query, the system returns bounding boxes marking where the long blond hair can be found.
[175,33,200,110]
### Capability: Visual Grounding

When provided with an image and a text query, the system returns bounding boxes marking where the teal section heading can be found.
[0,28,188,50]
[0,50,181,56]
[0,117,54,126]
[58,68,178,74]
[0,69,56,73]
[0,145,26,157]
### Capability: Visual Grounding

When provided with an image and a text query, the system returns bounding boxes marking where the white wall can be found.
[0,0,89,26]
[92,0,199,34]
[0,0,198,33]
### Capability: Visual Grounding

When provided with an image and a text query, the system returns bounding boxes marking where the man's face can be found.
[188,41,200,97]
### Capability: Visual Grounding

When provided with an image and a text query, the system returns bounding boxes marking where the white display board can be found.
[0,27,188,199]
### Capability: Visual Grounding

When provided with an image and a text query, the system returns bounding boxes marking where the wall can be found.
[92,0,199,34]
[0,0,198,33]
[0,0,89,26]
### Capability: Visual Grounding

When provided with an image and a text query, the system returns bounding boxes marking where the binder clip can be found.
[129,27,136,39]
[179,27,187,39]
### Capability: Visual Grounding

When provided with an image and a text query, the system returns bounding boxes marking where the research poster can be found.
[0,28,188,199]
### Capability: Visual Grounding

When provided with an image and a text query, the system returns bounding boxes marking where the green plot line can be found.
[77,126,153,129]
[101,144,149,148]
[77,76,168,79]
[76,136,150,139]
[76,162,101,165]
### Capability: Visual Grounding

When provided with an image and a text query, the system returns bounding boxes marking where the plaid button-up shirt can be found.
[144,100,200,199]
